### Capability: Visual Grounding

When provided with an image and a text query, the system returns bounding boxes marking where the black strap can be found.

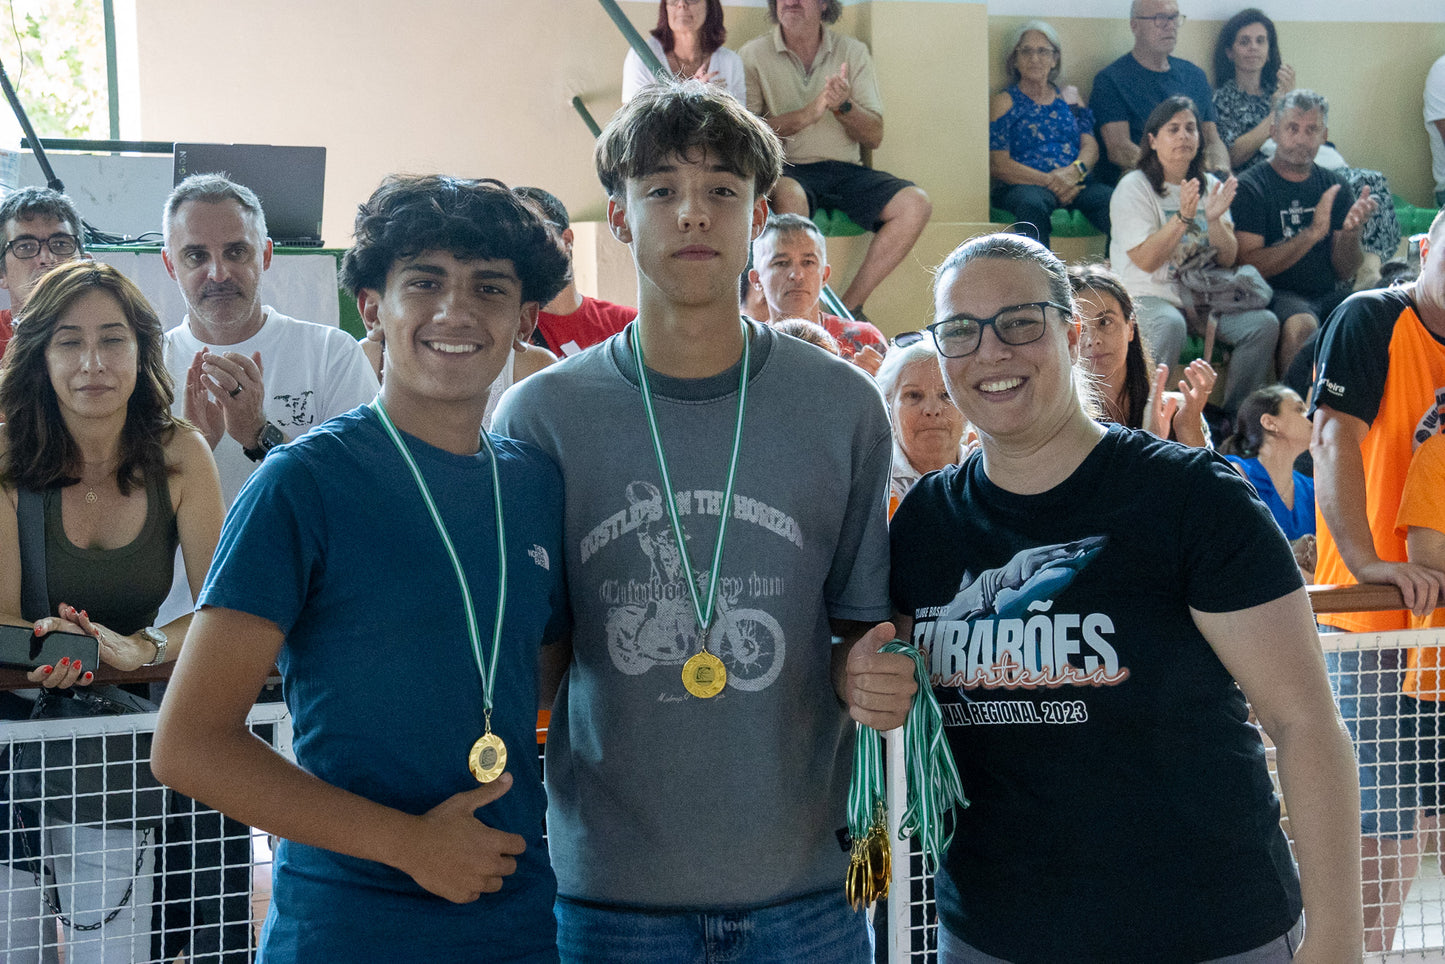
[17,487,48,623]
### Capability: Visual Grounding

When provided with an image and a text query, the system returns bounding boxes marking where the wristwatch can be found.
[140,627,168,667]
[836,99,853,115]
[244,421,285,462]
[1073,159,1088,177]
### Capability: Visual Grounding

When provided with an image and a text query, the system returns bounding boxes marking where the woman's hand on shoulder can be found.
[1059,84,1081,106]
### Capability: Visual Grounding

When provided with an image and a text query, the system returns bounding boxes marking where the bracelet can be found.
[1174,211,1191,226]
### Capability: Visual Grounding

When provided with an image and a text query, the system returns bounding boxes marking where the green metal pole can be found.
[103,0,119,140]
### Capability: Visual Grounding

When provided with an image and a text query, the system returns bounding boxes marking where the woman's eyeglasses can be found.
[926,302,1071,358]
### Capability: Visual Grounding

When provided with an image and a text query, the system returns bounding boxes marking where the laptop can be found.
[173,144,326,247]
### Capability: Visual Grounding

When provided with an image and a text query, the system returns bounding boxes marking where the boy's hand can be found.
[399,773,526,903]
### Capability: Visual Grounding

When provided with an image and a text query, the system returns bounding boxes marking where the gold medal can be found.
[682,650,727,698]
[468,731,507,783]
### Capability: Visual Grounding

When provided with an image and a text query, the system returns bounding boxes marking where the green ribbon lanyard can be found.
[629,322,751,642]
[848,641,970,874]
[369,397,506,729]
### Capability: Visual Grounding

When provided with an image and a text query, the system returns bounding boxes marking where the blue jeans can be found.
[1325,645,1421,837]
[554,888,872,964]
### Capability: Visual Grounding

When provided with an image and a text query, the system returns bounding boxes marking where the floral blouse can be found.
[988,85,1094,174]
[1212,79,1272,172]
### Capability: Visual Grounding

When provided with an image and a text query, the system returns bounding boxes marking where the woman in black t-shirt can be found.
[891,232,1360,962]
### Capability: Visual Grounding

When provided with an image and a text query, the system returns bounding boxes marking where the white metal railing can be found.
[2,702,291,963]
[884,624,1445,963]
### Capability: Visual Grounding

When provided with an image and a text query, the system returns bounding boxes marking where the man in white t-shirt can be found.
[1426,54,1445,208]
[160,174,379,507]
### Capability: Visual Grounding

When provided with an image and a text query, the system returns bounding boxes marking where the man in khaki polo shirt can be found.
[741,0,931,323]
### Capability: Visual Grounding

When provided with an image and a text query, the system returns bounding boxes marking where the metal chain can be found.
[15,804,151,930]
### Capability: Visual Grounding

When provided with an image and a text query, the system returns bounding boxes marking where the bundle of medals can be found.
[845,640,968,910]
[846,801,893,910]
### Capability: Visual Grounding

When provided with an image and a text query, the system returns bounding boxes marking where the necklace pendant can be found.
[468,731,507,783]
[84,489,97,505]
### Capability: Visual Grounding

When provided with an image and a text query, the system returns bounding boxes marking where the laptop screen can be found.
[173,144,326,247]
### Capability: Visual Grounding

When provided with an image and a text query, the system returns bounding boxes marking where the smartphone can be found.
[0,623,99,671]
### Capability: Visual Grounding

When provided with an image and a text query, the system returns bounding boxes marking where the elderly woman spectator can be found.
[622,0,744,104]
[0,262,223,962]
[1109,95,1278,417]
[1212,8,1400,267]
[875,339,969,516]
[1068,264,1214,448]
[989,20,1111,250]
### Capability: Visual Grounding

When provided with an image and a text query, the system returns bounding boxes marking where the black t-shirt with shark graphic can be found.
[890,425,1303,963]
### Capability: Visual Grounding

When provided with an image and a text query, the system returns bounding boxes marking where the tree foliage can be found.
[0,0,107,139]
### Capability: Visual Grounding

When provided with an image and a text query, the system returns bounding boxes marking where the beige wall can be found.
[133,3,1441,335]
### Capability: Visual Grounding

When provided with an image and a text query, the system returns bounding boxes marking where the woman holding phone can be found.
[0,261,222,963]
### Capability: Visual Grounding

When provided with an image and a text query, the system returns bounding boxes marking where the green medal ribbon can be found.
[629,322,751,642]
[848,641,969,875]
[369,397,506,724]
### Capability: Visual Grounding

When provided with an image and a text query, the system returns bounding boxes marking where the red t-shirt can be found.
[535,296,636,356]
[0,308,13,361]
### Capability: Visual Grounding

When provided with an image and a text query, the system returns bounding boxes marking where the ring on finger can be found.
[229,383,244,398]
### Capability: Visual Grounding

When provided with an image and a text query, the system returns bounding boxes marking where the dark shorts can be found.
[782,160,914,233]
[1269,288,1348,326]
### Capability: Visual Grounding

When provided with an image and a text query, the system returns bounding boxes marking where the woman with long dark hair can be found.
[1109,95,1278,418]
[1068,263,1213,447]
[0,261,223,962]
[621,0,744,104]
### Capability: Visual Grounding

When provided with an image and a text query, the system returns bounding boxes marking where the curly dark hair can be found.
[766,0,841,24]
[652,0,727,55]
[0,261,179,495]
[1068,264,1153,430]
[1212,9,1281,89]
[339,175,569,306]
[1137,96,1207,197]
[595,80,783,199]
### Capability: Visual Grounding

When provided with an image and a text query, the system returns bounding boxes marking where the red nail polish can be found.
[59,657,69,667]
[73,661,82,672]
[33,625,42,636]
[80,610,88,619]
[82,672,93,682]
[41,665,52,675]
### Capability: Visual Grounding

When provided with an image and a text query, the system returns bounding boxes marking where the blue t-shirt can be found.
[1225,456,1316,542]
[1090,53,1216,184]
[199,406,567,963]
[988,85,1095,174]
